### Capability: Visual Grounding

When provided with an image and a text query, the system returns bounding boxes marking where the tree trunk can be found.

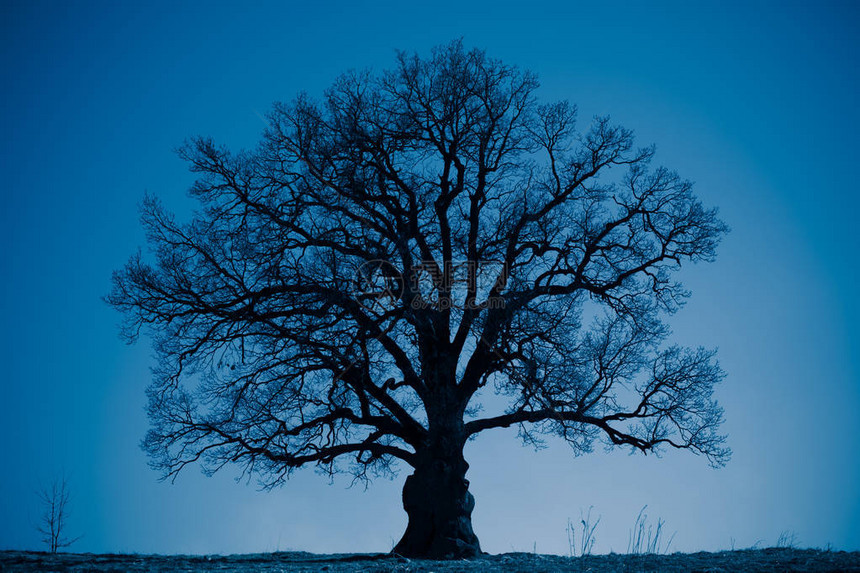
[392,433,481,559]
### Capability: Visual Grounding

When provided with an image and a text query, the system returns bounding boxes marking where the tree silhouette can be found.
[108,41,729,559]
[37,475,80,553]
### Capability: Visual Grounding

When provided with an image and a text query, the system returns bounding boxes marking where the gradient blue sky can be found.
[1,0,858,556]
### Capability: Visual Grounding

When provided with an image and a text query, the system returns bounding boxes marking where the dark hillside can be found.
[2,548,859,572]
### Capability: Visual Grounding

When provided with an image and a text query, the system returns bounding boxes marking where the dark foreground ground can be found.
[2,549,859,573]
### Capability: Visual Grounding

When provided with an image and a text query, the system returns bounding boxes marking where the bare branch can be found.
[107,40,729,502]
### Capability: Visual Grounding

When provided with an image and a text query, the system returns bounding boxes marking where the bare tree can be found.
[108,41,730,559]
[37,475,80,553]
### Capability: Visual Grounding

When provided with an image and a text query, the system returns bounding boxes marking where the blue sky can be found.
[1,0,858,556]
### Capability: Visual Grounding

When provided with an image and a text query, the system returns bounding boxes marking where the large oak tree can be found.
[109,41,729,559]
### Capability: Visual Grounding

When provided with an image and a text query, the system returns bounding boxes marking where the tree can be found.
[108,41,730,559]
[37,475,80,553]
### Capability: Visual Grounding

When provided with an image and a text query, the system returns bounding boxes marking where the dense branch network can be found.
[108,41,730,486]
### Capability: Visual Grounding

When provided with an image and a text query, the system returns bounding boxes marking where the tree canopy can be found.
[109,40,729,558]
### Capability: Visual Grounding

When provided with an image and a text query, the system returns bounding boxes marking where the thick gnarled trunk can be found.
[393,432,481,558]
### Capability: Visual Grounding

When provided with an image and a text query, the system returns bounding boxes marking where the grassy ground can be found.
[0,549,860,573]
[2,548,859,573]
